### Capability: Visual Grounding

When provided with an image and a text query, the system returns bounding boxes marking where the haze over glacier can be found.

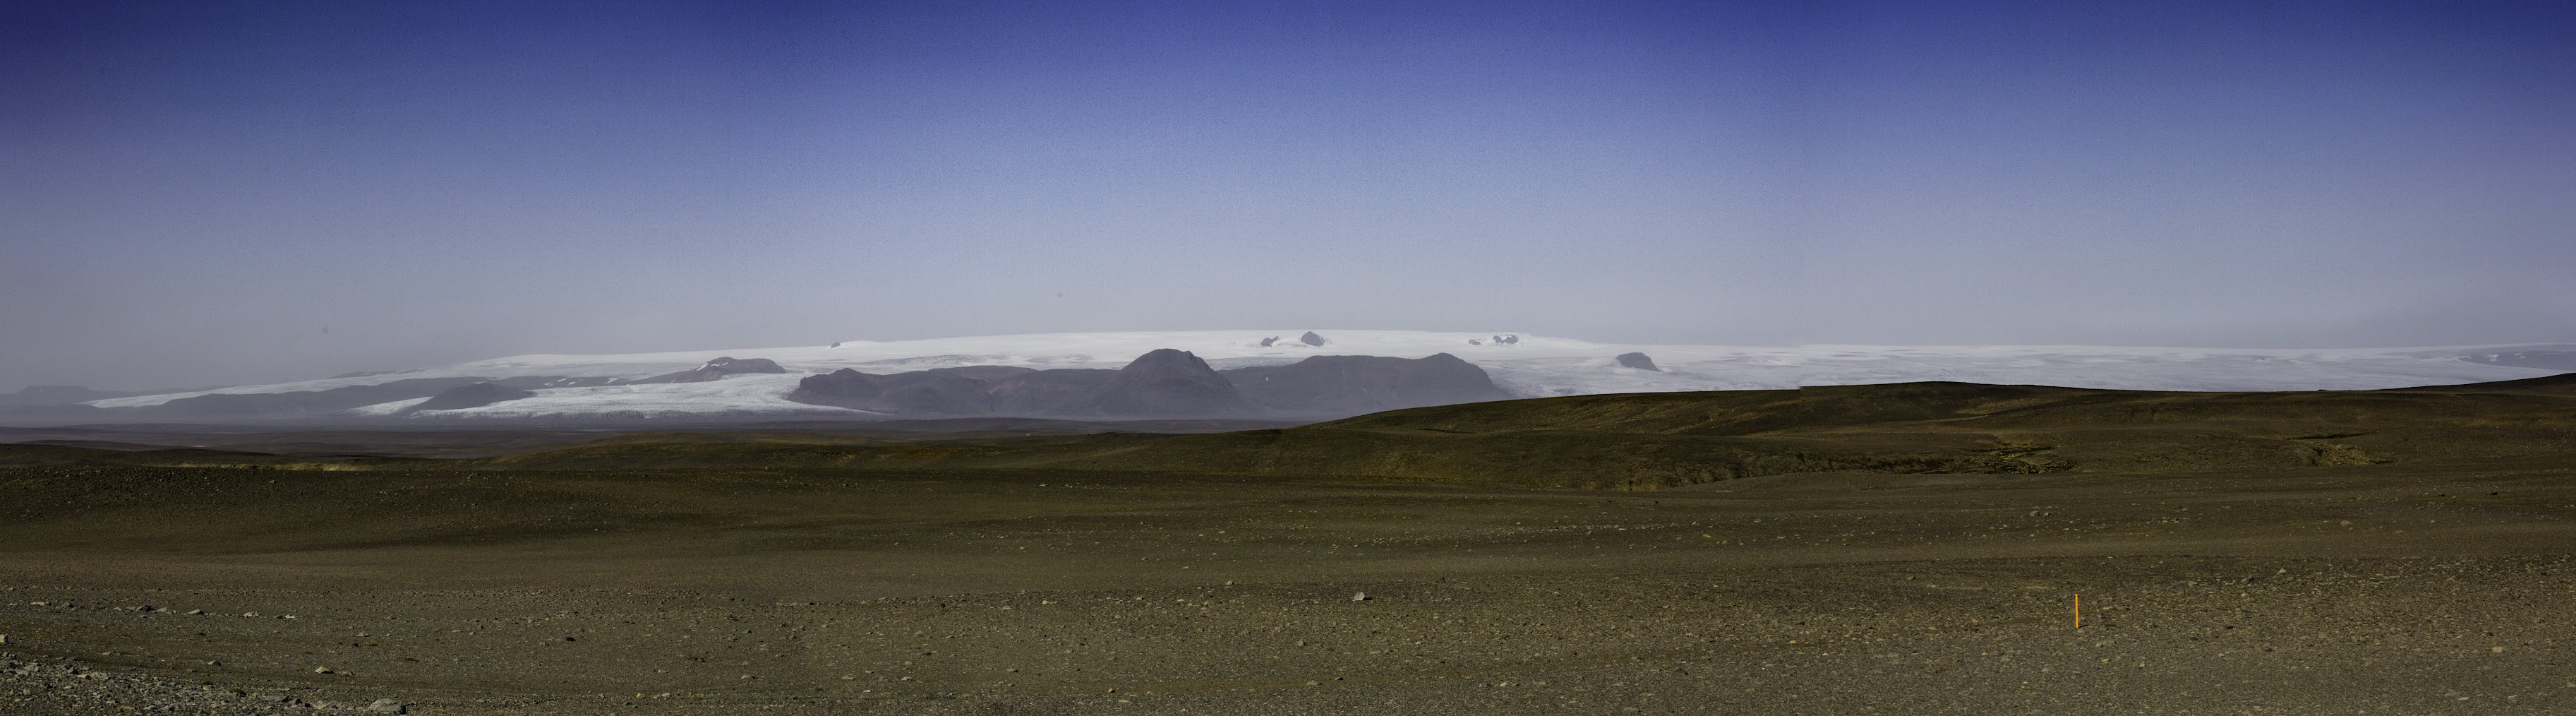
[6,330,2564,425]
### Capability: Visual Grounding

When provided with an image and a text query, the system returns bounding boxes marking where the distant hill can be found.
[0,372,2514,489]
[28,331,2572,426]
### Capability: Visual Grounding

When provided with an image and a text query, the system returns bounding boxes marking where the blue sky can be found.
[4,1,2571,389]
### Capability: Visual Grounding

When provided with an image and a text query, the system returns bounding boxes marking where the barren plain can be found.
[4,378,2575,714]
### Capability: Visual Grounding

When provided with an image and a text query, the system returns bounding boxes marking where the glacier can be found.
[69,330,2573,422]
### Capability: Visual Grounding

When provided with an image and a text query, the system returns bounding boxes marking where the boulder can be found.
[1615,352,1661,371]
[1300,331,1328,347]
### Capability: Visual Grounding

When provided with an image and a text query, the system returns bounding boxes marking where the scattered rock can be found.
[1352,592,1371,601]
[314,666,334,674]
[366,698,408,713]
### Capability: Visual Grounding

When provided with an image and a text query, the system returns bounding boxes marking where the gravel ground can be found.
[3,462,2573,714]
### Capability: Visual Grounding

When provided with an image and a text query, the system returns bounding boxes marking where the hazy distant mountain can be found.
[0,386,143,407]
[1226,354,1509,414]
[11,331,2570,426]
[411,382,536,412]
[1086,349,1251,417]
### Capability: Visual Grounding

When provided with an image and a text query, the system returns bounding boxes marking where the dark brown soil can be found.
[4,458,2573,714]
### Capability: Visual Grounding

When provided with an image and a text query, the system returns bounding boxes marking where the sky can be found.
[3,1,2572,391]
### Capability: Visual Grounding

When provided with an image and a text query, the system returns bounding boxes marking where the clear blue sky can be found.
[4,1,2572,390]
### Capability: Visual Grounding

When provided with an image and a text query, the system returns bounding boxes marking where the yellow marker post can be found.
[2074,593,2081,628]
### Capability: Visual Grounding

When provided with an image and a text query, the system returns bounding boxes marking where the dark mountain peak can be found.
[1125,348,1215,372]
[1300,331,1327,347]
[788,369,884,408]
[1093,350,1253,417]
[1616,352,1661,371]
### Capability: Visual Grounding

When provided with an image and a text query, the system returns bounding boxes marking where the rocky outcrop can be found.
[1300,332,1327,347]
[627,357,788,384]
[1224,353,1511,414]
[1616,352,1661,371]
[1089,350,1253,417]
[411,382,535,412]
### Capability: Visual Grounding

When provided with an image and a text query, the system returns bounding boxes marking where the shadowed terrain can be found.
[3,376,2574,713]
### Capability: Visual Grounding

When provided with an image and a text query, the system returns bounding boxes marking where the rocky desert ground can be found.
[4,455,2572,715]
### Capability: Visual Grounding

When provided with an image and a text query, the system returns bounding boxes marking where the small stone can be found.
[187,609,203,615]
[1352,592,1370,602]
[314,666,334,674]
[366,698,407,713]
